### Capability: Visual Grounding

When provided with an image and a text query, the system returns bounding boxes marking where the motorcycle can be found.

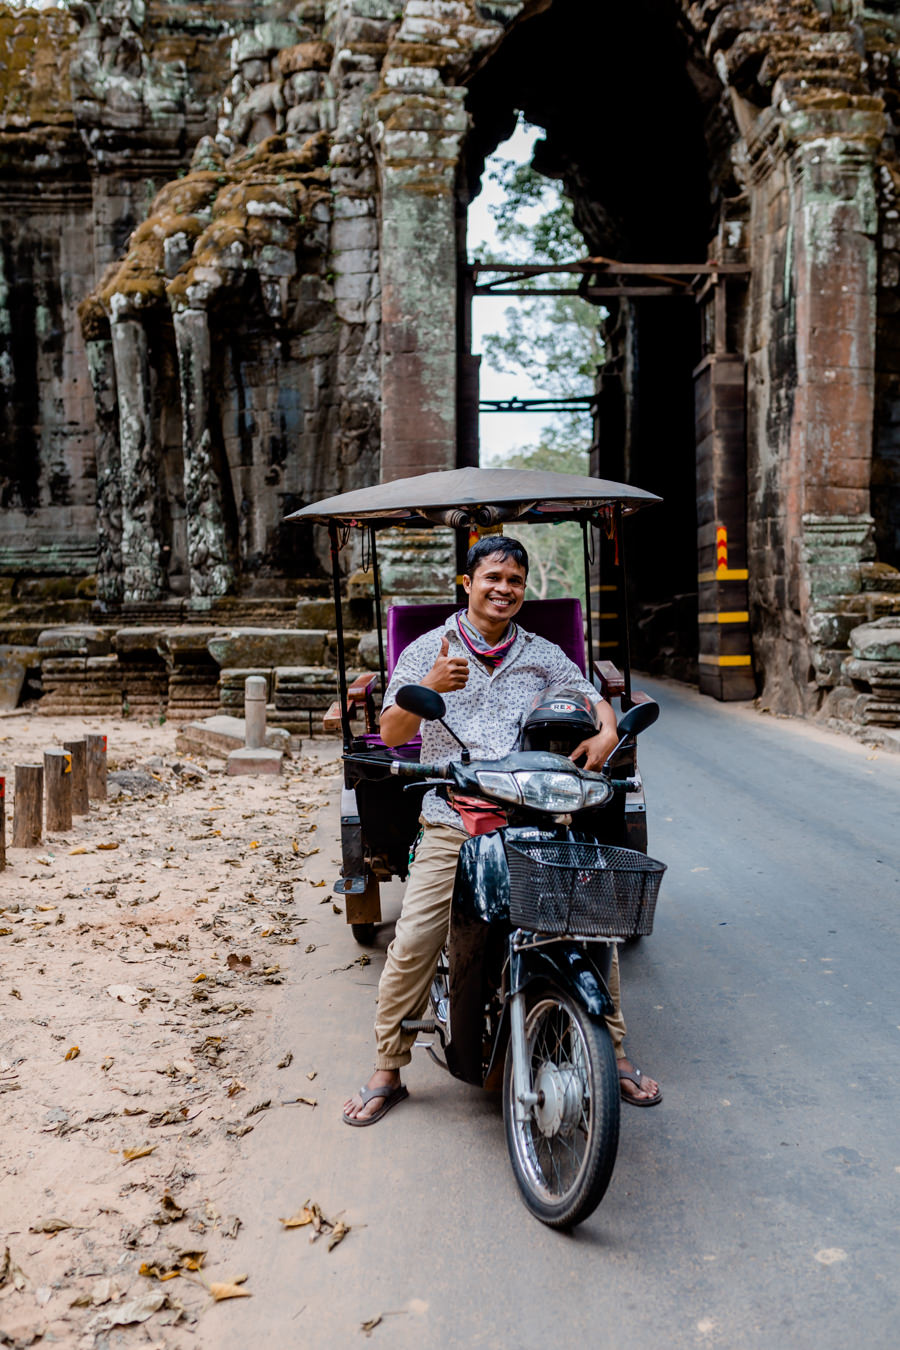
[345,685,664,1230]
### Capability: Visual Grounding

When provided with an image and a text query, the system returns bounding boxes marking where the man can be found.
[342,536,661,1124]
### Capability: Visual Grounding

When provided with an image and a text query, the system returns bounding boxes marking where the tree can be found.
[477,134,603,599]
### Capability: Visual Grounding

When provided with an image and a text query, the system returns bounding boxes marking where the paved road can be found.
[217,679,900,1349]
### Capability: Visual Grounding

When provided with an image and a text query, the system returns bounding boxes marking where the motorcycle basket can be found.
[505,841,666,938]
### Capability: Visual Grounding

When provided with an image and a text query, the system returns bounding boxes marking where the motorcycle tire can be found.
[503,988,620,1229]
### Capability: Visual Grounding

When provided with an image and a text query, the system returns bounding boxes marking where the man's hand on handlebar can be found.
[568,702,619,772]
[423,635,469,694]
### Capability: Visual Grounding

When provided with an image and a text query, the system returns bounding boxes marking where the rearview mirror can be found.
[616,700,660,740]
[395,684,447,721]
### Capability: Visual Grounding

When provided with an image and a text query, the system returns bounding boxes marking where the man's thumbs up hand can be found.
[424,634,469,693]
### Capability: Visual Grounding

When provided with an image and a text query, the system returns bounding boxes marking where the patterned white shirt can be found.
[381,614,604,830]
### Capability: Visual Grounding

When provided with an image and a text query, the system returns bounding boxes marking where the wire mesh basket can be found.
[505,840,666,938]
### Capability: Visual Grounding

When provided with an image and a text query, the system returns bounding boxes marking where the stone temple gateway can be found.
[1,0,900,729]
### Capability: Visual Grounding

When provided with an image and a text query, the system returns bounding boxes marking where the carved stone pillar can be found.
[110,318,166,601]
[746,99,884,708]
[788,113,882,699]
[84,334,123,604]
[374,84,468,482]
[172,308,235,598]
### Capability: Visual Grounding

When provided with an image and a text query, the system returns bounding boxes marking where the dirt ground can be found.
[0,711,348,1349]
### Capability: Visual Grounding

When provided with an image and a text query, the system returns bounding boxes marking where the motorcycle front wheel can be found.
[503,990,620,1229]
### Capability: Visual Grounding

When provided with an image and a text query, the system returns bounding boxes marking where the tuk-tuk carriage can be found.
[286,466,661,946]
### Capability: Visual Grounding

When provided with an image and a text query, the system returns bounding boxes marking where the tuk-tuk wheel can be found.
[351,923,378,946]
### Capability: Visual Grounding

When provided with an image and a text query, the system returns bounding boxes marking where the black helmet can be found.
[518,686,598,756]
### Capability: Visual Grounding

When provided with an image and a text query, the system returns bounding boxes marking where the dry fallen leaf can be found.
[0,1247,28,1291]
[64,1046,80,1061]
[97,841,120,851]
[149,1106,190,1126]
[69,846,90,855]
[178,1250,206,1271]
[361,1315,382,1336]
[209,1279,251,1301]
[249,841,259,849]
[106,984,141,1005]
[245,1099,271,1118]
[279,1208,315,1230]
[227,953,252,972]
[90,1276,122,1306]
[122,1144,157,1163]
[29,1218,73,1234]
[154,1191,186,1224]
[306,1070,317,1081]
[328,1220,350,1252]
[99,1289,168,1326]
[139,1262,180,1283]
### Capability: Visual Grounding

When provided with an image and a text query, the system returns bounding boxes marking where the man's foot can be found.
[342,1069,406,1125]
[617,1058,662,1107]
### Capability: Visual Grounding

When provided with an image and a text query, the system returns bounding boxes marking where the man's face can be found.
[463,552,527,629]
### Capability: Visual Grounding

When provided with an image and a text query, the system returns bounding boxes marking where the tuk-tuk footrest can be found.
[401,1019,436,1035]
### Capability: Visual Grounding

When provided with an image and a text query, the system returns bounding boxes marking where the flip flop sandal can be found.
[618,1066,662,1108]
[341,1082,409,1127]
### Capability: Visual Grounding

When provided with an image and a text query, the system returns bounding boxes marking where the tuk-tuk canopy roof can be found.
[285,467,661,527]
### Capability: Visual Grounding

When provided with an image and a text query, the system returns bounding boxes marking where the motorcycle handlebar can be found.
[390,761,449,780]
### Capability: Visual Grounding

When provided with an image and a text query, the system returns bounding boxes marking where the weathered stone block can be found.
[227,746,283,776]
[208,629,328,668]
[0,645,32,710]
[357,630,382,671]
[849,618,900,662]
[276,41,334,75]
[295,598,337,627]
[158,629,223,663]
[37,627,112,657]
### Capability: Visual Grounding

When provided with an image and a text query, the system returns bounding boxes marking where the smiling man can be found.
[342,536,661,1124]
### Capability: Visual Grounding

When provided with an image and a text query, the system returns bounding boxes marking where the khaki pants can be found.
[374,821,628,1071]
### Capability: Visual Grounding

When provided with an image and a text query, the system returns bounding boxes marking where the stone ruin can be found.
[1,1,900,739]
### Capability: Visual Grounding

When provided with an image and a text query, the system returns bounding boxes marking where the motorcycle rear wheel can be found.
[503,990,619,1229]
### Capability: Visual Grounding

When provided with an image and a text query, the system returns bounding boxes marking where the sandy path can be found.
[0,713,345,1349]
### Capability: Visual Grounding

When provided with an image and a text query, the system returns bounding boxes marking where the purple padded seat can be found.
[359,597,586,760]
[386,597,586,676]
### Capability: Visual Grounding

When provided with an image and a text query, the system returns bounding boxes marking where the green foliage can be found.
[485,429,588,602]
[477,128,601,600]
[479,136,605,435]
[485,157,584,266]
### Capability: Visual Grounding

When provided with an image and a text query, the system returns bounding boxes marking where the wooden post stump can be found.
[86,733,108,801]
[0,777,5,871]
[64,739,89,816]
[44,749,72,832]
[12,764,43,847]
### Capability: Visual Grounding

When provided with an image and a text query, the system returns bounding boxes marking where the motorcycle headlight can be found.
[514,771,585,813]
[582,777,614,808]
[474,771,520,804]
[474,769,613,813]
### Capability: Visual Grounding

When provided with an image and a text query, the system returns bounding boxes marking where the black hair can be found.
[465,535,529,578]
